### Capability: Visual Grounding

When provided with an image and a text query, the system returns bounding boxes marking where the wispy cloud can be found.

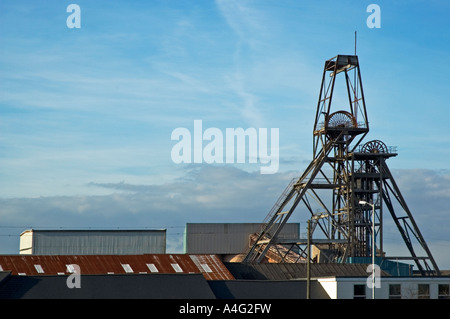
[215,0,269,48]
[215,0,271,128]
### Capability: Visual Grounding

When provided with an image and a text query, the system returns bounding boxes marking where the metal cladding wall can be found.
[184,223,300,254]
[20,229,166,255]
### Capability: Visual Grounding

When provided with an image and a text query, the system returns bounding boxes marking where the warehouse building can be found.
[0,254,231,299]
[0,255,449,299]
[19,229,166,255]
[0,225,446,299]
[184,223,300,261]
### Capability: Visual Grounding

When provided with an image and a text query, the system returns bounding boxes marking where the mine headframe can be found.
[243,55,440,276]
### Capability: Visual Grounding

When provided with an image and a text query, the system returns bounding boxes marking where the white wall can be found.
[19,230,33,254]
[318,276,450,299]
[317,278,338,299]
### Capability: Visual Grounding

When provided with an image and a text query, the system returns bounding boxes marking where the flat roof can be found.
[20,228,166,235]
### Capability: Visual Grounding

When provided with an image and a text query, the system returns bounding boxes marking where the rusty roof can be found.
[0,254,234,281]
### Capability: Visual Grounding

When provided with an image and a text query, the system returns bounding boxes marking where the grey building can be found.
[19,229,166,255]
[184,223,300,260]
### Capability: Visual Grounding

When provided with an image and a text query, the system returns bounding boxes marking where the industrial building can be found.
[0,254,231,299]
[19,229,166,255]
[184,223,300,261]
[0,222,447,299]
[0,254,449,299]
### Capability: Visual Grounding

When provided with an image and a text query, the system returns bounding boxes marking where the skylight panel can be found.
[171,263,183,273]
[200,263,212,273]
[146,263,159,273]
[66,264,76,273]
[34,264,44,273]
[121,263,133,273]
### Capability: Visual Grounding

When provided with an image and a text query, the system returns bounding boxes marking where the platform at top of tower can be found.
[325,55,359,74]
[349,150,398,161]
[314,110,368,137]
[351,141,398,159]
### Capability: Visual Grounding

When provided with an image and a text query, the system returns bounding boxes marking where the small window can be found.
[34,264,44,274]
[418,284,430,299]
[353,284,366,299]
[171,263,183,273]
[121,263,133,273]
[438,284,450,299]
[146,263,159,273]
[389,284,402,299]
[200,263,212,273]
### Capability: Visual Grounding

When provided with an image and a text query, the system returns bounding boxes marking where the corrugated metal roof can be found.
[224,262,391,280]
[0,254,234,281]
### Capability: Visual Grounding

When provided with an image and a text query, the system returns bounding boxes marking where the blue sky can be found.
[1,1,450,268]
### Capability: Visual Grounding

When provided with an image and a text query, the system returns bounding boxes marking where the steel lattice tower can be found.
[244,55,440,276]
